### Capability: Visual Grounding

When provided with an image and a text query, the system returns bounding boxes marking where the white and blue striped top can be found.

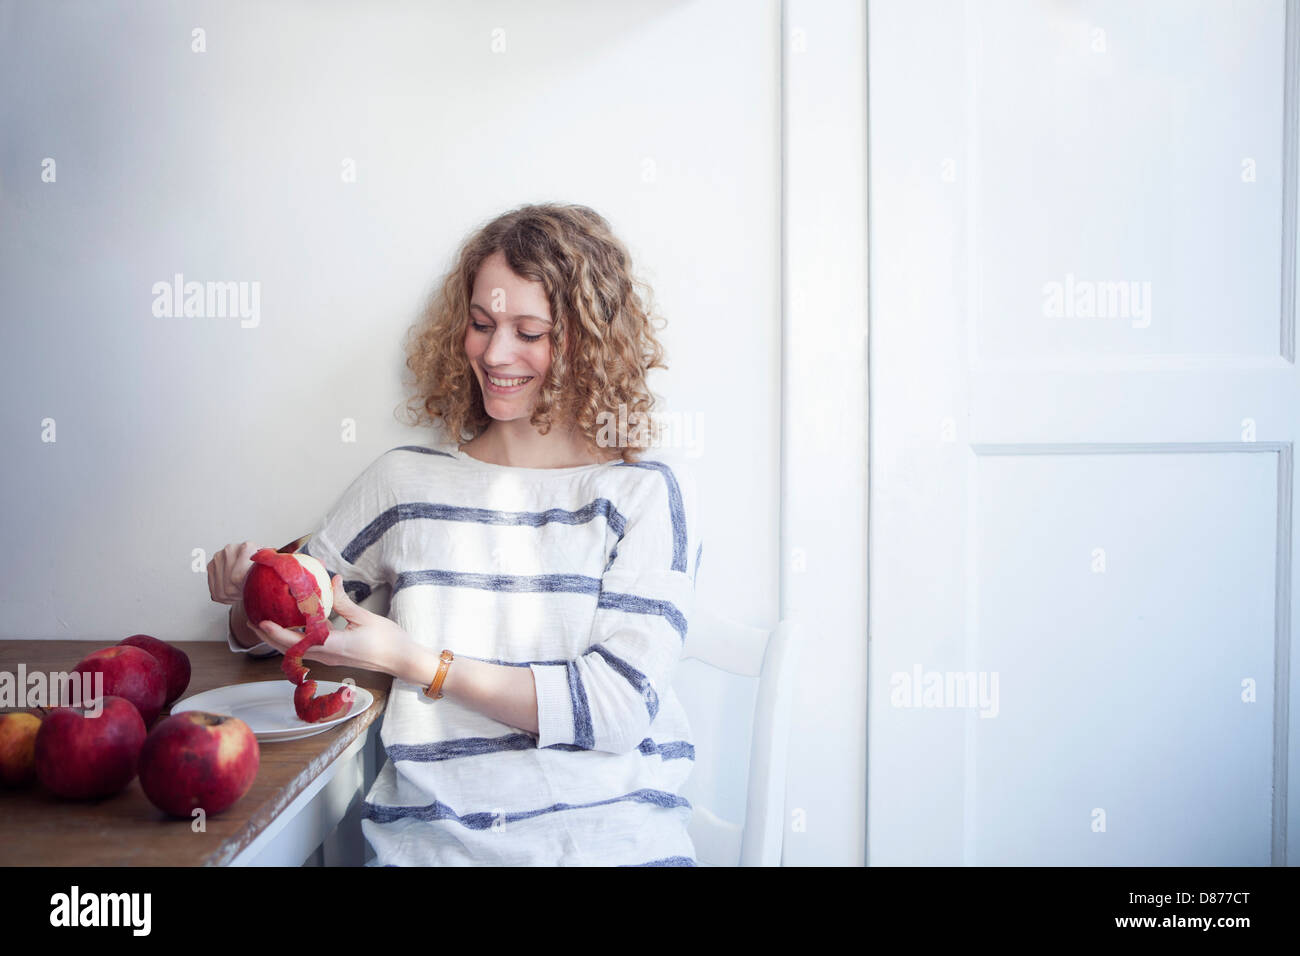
[294,441,703,866]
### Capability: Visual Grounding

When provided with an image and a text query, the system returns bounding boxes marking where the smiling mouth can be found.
[485,373,534,387]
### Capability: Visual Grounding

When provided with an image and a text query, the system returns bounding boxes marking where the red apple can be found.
[118,634,191,706]
[0,712,42,787]
[242,551,333,628]
[34,696,146,799]
[245,549,352,723]
[138,711,260,817]
[72,646,168,726]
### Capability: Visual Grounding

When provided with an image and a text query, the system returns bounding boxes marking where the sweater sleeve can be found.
[297,453,395,619]
[530,461,700,755]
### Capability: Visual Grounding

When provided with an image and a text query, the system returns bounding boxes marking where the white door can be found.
[867,0,1298,864]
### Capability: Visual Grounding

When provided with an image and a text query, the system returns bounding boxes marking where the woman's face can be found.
[465,250,555,420]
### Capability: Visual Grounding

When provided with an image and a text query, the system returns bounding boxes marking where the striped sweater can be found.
[234,442,703,866]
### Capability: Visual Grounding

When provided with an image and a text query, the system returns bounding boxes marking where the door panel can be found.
[868,0,1298,864]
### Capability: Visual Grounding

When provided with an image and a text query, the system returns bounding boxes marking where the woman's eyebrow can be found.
[469,302,553,324]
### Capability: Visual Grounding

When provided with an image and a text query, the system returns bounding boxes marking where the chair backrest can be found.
[678,606,800,866]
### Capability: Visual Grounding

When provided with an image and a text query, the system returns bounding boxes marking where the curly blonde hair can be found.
[398,203,669,463]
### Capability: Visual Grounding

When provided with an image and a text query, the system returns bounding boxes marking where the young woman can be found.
[209,203,703,866]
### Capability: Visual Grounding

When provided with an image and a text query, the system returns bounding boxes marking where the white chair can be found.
[677,607,800,866]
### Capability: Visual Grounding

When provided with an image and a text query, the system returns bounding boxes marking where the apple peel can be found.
[250,548,355,723]
[294,680,352,723]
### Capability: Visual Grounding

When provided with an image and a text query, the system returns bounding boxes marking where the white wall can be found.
[0,0,787,850]
[780,0,869,866]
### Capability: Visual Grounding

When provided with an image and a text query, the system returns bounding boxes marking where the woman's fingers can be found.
[254,620,285,649]
[257,619,339,665]
[257,620,308,655]
[229,542,256,598]
[329,575,372,625]
[208,542,258,605]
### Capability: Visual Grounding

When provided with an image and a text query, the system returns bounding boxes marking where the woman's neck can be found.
[460,421,614,468]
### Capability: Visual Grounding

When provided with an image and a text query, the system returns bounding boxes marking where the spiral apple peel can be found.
[247,548,355,723]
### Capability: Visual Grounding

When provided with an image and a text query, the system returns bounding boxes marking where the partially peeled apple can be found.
[242,549,354,724]
[242,552,334,630]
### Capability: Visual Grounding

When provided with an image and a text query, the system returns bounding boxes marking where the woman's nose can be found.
[484,329,518,364]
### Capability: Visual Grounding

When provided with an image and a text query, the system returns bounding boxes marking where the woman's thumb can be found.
[329,575,363,619]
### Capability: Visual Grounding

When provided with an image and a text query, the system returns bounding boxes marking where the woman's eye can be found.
[471,320,541,343]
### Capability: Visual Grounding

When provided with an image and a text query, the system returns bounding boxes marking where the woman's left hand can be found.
[255,574,412,678]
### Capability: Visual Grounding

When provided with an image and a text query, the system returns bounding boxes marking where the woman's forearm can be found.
[390,643,539,736]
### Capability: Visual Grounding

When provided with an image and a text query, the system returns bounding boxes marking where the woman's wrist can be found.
[390,640,444,688]
[228,601,264,650]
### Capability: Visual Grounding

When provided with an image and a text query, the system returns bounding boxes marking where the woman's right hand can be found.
[208,541,260,605]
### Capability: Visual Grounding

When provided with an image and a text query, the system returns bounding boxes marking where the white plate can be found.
[170,681,374,742]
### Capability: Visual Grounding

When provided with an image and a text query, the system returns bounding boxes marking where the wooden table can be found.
[0,641,391,866]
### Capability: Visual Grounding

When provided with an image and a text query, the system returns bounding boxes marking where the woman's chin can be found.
[485,404,532,421]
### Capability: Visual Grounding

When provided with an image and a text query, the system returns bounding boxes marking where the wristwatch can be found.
[424,650,455,700]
